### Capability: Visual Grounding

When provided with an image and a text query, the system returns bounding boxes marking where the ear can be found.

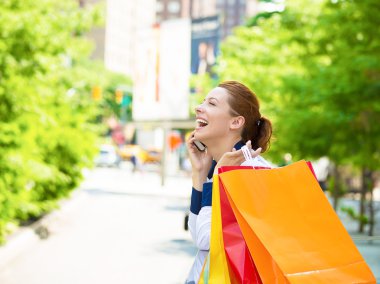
[230,116,245,130]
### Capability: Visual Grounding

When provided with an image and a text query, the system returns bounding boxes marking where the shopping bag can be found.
[217,161,317,283]
[198,176,231,284]
[218,161,316,283]
[212,162,315,283]
[219,160,376,283]
[223,176,290,283]
[219,166,263,284]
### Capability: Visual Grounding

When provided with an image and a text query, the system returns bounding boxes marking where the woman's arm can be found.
[186,131,213,248]
[188,182,213,250]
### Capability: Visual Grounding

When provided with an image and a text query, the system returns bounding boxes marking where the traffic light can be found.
[92,86,102,101]
[122,95,132,107]
[115,89,123,104]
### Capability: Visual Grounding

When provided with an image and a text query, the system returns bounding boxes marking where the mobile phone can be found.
[193,140,206,152]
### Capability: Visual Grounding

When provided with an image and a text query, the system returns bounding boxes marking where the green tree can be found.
[309,0,380,234]
[0,0,119,243]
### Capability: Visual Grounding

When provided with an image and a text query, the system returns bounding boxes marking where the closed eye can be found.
[203,97,218,106]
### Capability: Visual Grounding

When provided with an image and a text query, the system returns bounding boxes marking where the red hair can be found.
[218,81,272,153]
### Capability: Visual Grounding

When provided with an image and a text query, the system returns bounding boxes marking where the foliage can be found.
[0,0,124,244]
[246,11,281,27]
[341,206,369,225]
[99,70,133,122]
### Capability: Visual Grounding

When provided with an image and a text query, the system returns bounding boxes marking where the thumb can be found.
[253,147,262,156]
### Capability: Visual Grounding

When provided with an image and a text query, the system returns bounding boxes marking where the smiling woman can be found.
[185,80,273,283]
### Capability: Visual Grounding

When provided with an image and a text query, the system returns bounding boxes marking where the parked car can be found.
[119,144,161,164]
[94,144,121,167]
[144,148,162,164]
[119,144,142,161]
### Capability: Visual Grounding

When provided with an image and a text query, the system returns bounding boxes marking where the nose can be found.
[195,103,203,114]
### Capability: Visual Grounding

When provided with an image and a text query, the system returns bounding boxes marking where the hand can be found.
[187,131,213,190]
[213,140,262,175]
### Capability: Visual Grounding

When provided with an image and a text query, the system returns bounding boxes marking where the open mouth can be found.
[196,119,209,128]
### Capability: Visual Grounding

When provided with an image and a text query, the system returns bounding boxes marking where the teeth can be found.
[196,119,208,125]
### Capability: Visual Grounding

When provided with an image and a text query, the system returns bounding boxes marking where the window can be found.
[168,1,180,13]
[156,2,164,13]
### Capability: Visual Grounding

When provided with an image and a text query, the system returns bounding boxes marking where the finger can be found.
[189,131,196,140]
[187,133,197,145]
[226,149,240,158]
[240,148,249,163]
[233,149,245,159]
[251,147,262,157]
[232,148,236,152]
[188,137,196,144]
[187,132,194,143]
[186,139,194,150]
[186,134,198,151]
[246,140,252,148]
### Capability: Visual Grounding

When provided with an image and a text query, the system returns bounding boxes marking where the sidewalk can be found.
[0,188,89,269]
[0,166,195,284]
[79,165,192,200]
[331,195,380,279]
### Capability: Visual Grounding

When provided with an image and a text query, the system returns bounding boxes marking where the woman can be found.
[185,81,272,283]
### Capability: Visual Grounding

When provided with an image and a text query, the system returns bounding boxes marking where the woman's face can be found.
[194,87,235,144]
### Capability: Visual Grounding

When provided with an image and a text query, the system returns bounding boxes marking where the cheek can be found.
[211,116,231,131]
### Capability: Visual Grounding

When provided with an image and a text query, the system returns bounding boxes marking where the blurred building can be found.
[81,0,284,76]
[156,0,260,39]
[79,0,106,61]
[103,0,265,77]
[155,0,187,21]
[105,0,156,76]
[189,0,259,38]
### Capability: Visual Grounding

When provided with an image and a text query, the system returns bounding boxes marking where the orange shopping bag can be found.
[219,161,376,284]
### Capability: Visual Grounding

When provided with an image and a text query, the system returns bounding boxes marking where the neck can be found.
[207,136,242,162]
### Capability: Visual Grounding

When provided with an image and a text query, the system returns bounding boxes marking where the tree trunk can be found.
[359,168,366,233]
[331,165,340,211]
[359,168,371,233]
[367,171,375,236]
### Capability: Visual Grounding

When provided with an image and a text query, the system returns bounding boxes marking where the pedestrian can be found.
[185,80,273,283]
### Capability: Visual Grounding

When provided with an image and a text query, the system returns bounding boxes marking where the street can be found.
[0,163,196,284]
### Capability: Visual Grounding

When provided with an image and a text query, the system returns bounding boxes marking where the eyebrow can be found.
[207,97,219,102]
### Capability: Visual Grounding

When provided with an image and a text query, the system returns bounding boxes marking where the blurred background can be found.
[0,0,379,283]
